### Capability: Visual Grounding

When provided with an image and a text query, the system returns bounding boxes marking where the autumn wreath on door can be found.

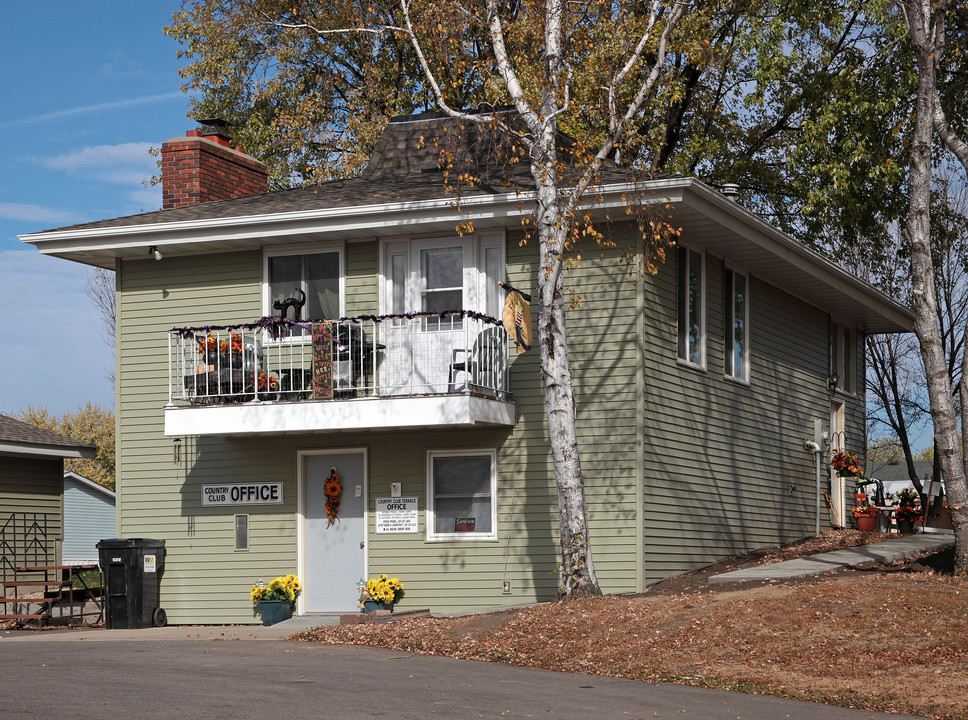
[324,467,342,526]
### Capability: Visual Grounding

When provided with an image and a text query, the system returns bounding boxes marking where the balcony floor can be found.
[163,393,516,437]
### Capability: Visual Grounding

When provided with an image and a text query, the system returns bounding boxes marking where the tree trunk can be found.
[899,0,968,573]
[532,130,602,599]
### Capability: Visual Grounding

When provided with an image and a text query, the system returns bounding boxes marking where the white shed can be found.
[62,472,116,565]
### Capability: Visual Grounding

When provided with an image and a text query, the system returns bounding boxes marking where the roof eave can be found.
[0,441,97,460]
[19,177,912,333]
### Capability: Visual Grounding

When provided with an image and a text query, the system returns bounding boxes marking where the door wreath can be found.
[324,467,342,526]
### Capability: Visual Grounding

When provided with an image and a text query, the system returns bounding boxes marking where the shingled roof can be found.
[32,112,637,235]
[0,414,97,459]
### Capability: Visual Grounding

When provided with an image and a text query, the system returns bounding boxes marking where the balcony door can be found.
[382,238,476,394]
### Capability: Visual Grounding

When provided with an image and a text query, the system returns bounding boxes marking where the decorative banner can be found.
[311,322,334,399]
[502,291,532,354]
[375,497,419,534]
[324,467,342,527]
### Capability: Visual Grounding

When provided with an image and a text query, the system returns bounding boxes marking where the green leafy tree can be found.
[166,0,916,255]
[13,403,116,491]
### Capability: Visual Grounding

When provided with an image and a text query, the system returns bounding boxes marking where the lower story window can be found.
[427,450,497,540]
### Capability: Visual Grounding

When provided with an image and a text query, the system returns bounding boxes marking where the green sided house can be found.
[20,115,913,624]
[0,414,96,580]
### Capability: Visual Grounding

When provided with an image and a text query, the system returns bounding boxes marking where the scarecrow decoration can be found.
[499,281,533,354]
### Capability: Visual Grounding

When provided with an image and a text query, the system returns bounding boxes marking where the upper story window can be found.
[420,245,464,313]
[724,268,749,382]
[677,245,705,367]
[264,247,343,337]
[829,321,856,394]
[426,449,497,541]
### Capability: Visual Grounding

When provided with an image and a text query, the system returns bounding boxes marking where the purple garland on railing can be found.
[170,310,502,339]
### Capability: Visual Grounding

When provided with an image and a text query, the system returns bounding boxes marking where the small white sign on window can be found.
[375,497,419,534]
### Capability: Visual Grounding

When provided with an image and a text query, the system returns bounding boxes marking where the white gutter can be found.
[0,442,97,459]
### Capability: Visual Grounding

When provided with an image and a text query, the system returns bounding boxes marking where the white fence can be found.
[168,314,509,404]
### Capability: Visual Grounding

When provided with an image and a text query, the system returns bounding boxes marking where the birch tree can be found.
[895,0,968,572]
[398,0,691,597]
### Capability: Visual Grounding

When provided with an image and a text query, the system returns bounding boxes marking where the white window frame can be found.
[380,233,506,317]
[262,243,345,341]
[677,244,706,368]
[724,266,750,383]
[426,448,498,541]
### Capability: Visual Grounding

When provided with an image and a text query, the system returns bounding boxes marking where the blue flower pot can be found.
[362,600,393,614]
[259,600,294,626]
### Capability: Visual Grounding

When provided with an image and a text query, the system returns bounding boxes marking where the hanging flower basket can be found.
[832,450,864,478]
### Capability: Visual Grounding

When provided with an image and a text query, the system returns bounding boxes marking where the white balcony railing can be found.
[168,313,509,406]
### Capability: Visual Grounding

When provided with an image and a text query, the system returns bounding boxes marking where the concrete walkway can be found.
[708,533,954,585]
[0,611,342,642]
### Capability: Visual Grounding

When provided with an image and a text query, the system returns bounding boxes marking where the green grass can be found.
[72,568,103,590]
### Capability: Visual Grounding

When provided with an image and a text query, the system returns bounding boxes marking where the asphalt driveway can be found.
[0,630,928,719]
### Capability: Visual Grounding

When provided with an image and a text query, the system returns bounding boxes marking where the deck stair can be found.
[0,565,103,628]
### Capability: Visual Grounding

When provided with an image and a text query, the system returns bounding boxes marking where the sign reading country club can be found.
[201,482,284,507]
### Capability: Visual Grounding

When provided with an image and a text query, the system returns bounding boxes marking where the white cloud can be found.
[0,202,85,224]
[0,92,184,129]
[101,51,146,80]
[38,142,156,183]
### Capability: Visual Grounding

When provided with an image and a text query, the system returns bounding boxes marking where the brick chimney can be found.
[161,121,268,209]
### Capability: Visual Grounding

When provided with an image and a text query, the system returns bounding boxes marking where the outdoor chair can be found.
[448,326,506,395]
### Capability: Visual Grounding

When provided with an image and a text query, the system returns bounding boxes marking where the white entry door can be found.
[301,451,366,612]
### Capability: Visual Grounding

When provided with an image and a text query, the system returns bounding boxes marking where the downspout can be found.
[805,440,823,536]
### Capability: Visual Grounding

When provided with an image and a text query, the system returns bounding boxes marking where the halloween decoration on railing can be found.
[171,310,503,340]
[324,467,342,526]
[273,288,306,322]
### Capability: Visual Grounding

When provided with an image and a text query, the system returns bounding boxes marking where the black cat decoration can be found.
[274,289,307,322]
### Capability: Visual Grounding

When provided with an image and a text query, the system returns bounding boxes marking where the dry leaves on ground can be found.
[298,532,967,719]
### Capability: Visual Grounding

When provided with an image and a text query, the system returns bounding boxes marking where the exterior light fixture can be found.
[827,373,839,391]
[149,246,163,261]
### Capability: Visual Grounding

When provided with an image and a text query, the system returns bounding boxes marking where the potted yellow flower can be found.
[357,574,404,613]
[251,574,302,626]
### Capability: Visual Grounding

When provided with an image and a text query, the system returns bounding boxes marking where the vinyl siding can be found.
[63,478,116,564]
[117,248,278,623]
[0,457,63,566]
[639,247,866,584]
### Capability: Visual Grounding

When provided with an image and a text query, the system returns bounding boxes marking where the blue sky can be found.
[0,2,189,416]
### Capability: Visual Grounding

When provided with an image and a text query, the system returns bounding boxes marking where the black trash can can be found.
[97,538,167,629]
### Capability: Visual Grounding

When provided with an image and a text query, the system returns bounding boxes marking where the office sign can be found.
[201,483,284,506]
[375,497,419,533]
